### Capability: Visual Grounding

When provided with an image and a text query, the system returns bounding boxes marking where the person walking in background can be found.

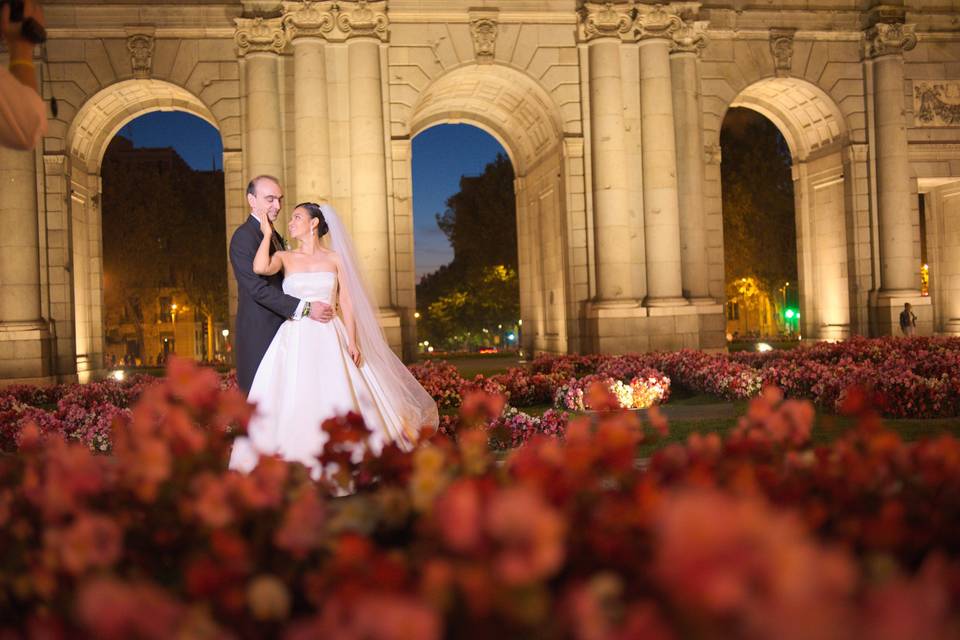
[899,302,917,337]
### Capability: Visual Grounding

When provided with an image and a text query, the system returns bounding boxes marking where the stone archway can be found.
[52,80,235,381]
[392,63,572,356]
[723,76,852,341]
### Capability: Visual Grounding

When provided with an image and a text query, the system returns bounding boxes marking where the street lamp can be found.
[170,303,178,354]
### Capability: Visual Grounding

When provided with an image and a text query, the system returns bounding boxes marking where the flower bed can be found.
[1,360,959,638]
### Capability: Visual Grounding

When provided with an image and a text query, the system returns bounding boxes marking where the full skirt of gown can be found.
[229,271,410,478]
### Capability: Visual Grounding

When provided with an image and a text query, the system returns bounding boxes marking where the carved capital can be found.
[43,154,66,173]
[235,16,286,56]
[769,28,795,75]
[282,1,336,41]
[634,4,683,41]
[578,1,633,43]
[671,19,708,54]
[865,22,917,58]
[335,0,388,42]
[125,28,155,78]
[470,9,499,63]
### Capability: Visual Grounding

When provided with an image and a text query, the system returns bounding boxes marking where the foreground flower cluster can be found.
[1,359,959,638]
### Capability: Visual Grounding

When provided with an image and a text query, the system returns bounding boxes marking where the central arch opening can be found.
[720,77,852,343]
[720,108,798,343]
[400,64,570,357]
[101,112,227,369]
[411,124,518,355]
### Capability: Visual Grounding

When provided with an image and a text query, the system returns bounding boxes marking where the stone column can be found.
[235,17,286,182]
[670,19,711,303]
[0,144,52,383]
[637,6,687,306]
[284,3,333,203]
[867,22,917,294]
[865,20,931,334]
[581,2,634,304]
[341,1,391,307]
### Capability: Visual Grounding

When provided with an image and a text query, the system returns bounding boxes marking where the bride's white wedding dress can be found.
[229,270,428,478]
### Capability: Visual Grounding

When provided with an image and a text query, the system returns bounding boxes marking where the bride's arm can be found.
[336,255,361,365]
[252,218,284,275]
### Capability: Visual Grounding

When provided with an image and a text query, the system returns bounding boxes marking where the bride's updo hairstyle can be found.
[297,202,329,238]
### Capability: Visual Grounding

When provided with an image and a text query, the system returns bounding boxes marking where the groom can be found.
[229,175,334,394]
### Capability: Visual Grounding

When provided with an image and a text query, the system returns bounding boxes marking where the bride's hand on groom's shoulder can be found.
[308,301,335,323]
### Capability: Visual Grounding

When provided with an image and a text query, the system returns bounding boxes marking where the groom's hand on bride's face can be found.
[308,301,335,323]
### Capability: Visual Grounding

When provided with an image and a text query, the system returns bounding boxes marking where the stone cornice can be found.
[577,1,633,43]
[234,16,285,56]
[864,22,917,58]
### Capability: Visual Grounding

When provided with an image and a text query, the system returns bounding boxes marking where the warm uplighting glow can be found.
[414,311,421,319]
[756,342,773,352]
[111,370,125,381]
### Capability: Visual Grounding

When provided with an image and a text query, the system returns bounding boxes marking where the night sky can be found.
[113,113,505,281]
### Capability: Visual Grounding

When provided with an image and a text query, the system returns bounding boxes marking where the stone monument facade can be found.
[1,0,959,384]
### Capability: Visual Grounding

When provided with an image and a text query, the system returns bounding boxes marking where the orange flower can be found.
[165,356,222,412]
[76,577,184,640]
[485,486,566,586]
[653,489,857,640]
[435,478,483,553]
[247,574,291,621]
[274,484,327,557]
[54,511,123,575]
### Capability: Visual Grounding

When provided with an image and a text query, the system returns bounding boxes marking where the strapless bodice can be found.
[282,271,336,303]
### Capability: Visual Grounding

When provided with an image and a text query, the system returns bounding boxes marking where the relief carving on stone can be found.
[235,16,286,55]
[864,22,917,59]
[769,28,795,75]
[671,19,708,54]
[578,1,633,42]
[282,1,336,40]
[704,142,721,165]
[126,32,155,79]
[335,0,388,41]
[470,12,499,64]
[914,82,960,127]
[634,4,683,40]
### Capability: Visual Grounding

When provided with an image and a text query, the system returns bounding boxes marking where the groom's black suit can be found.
[229,215,299,394]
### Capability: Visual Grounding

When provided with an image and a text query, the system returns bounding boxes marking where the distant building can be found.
[100,137,227,368]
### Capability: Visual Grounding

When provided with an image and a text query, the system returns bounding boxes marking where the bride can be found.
[229,202,439,478]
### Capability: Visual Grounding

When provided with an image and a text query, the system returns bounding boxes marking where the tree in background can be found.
[417,154,519,351]
[721,108,798,335]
